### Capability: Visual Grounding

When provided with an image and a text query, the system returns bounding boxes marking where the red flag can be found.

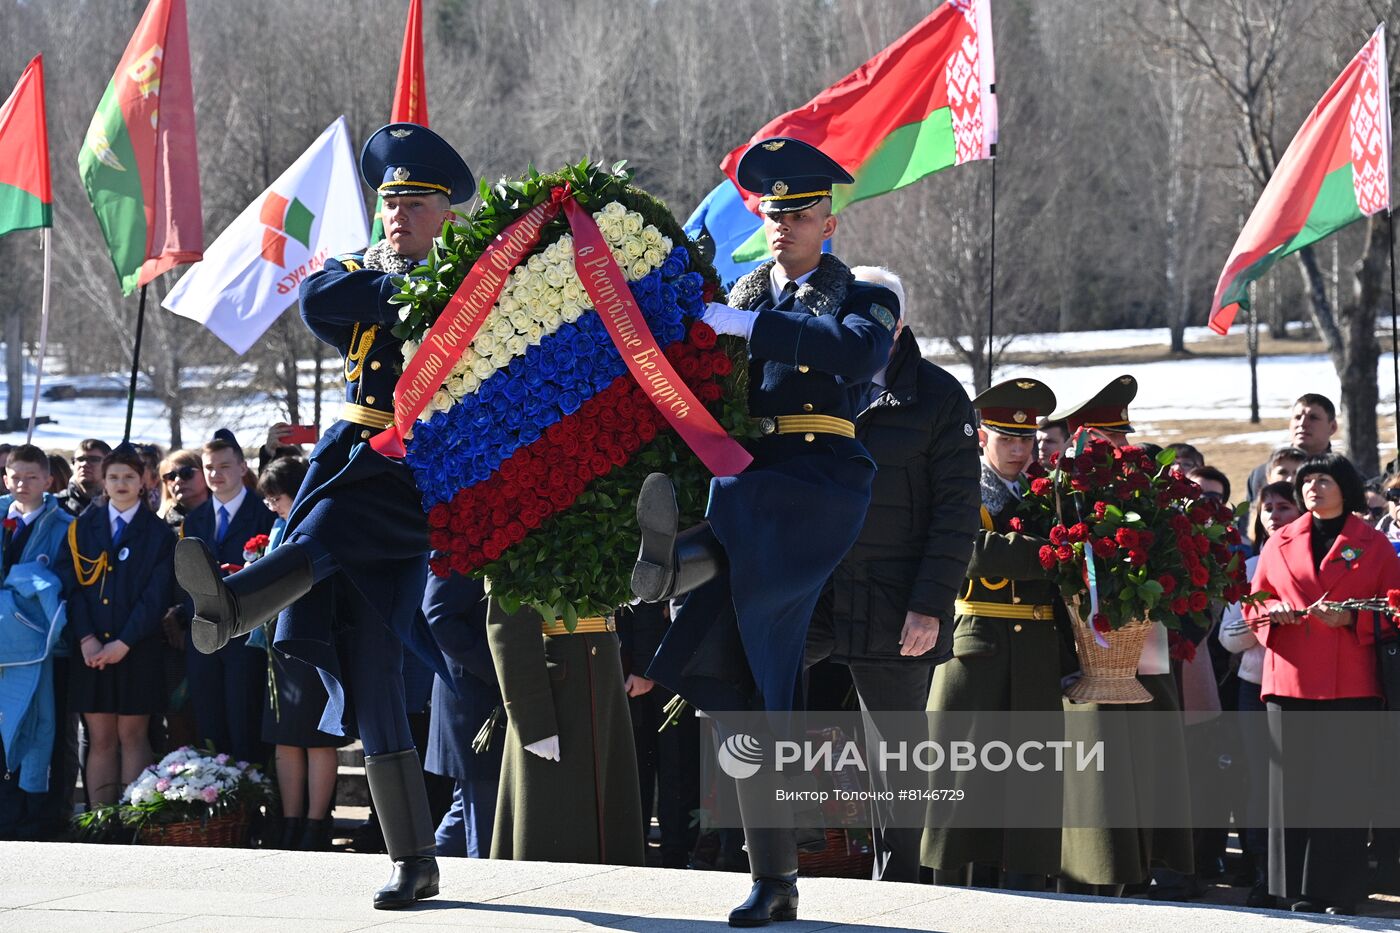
[0,55,51,236]
[392,0,429,125]
[78,0,203,294]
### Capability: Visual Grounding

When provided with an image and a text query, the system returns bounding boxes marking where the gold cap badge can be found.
[1016,380,1036,389]
[392,166,411,182]
[771,180,789,196]
[1013,410,1027,423]
[390,128,413,139]
[762,140,786,151]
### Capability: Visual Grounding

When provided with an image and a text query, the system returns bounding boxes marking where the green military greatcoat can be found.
[486,599,645,866]
[922,461,1072,876]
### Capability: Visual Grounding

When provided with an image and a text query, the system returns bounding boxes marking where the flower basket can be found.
[137,808,249,847]
[1063,613,1154,705]
[798,828,875,878]
[392,160,754,626]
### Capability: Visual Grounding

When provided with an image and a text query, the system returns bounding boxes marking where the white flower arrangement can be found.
[409,198,673,421]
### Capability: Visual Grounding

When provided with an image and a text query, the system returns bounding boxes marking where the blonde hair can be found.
[157,449,202,519]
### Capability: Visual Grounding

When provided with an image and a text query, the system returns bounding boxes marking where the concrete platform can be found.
[0,842,1393,932]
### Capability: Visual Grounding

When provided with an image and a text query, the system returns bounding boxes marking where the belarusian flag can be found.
[78,0,203,295]
[162,118,368,355]
[1208,25,1391,334]
[720,0,997,262]
[371,0,430,242]
[0,55,51,237]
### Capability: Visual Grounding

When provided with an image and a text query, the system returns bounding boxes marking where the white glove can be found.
[524,734,560,761]
[702,302,758,340]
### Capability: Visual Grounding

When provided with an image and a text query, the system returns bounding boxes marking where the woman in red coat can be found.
[1248,453,1400,915]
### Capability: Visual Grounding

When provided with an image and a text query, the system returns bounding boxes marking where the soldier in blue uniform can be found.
[631,137,898,927]
[172,123,473,910]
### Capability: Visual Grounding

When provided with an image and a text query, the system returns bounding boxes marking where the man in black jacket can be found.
[804,265,981,882]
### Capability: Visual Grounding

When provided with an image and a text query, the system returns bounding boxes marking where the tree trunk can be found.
[1343,216,1388,477]
[279,315,301,425]
[167,348,183,451]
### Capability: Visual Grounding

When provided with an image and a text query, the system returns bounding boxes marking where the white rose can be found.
[526,254,545,273]
[525,323,545,344]
[622,237,645,259]
[556,236,574,258]
[560,303,584,324]
[498,295,518,315]
[506,334,528,356]
[543,266,566,288]
[660,236,673,253]
[623,211,644,235]
[461,372,480,394]
[561,282,582,304]
[526,276,547,298]
[544,288,563,309]
[447,375,467,398]
[541,242,560,265]
[644,248,664,268]
[471,357,496,379]
[491,315,516,340]
[642,224,663,246]
[490,349,513,370]
[603,200,627,217]
[401,340,420,364]
[600,217,625,242]
[540,308,563,330]
[474,332,498,356]
[630,259,651,280]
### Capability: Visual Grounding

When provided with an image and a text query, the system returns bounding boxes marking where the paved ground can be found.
[1,842,1395,932]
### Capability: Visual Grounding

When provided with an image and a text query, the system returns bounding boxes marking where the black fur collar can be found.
[728,254,853,317]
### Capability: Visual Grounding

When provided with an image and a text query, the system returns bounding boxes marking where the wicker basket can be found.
[1064,616,1153,704]
[798,828,875,878]
[137,809,249,847]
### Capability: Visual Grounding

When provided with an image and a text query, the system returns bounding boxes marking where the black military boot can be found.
[729,827,799,927]
[631,472,724,603]
[365,749,439,910]
[175,537,315,654]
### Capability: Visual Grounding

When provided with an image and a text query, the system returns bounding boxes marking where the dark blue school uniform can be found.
[648,264,897,718]
[422,572,502,857]
[182,491,275,763]
[65,505,176,717]
[274,253,447,758]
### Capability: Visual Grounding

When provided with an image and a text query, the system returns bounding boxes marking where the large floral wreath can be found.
[389,161,754,624]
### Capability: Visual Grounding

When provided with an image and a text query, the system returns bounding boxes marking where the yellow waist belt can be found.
[340,403,395,430]
[758,414,856,438]
[955,599,1056,621]
[541,615,615,636]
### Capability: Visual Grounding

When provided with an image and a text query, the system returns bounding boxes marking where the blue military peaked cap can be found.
[360,122,475,204]
[736,136,854,214]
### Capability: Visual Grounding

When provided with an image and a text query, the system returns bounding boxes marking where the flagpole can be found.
[24,227,52,443]
[984,148,997,391]
[1388,208,1399,458]
[122,284,148,444]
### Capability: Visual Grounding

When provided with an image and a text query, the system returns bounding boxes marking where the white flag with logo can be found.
[163,117,367,354]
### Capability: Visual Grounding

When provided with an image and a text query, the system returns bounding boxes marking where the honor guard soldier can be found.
[173,123,474,910]
[922,378,1074,891]
[1048,374,1195,896]
[630,137,898,927]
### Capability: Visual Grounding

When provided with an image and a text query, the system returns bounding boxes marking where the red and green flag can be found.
[371,0,430,242]
[78,0,203,295]
[1209,25,1391,334]
[0,55,52,237]
[720,0,997,262]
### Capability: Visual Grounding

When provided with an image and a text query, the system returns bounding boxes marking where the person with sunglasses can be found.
[156,450,209,534]
[57,439,111,517]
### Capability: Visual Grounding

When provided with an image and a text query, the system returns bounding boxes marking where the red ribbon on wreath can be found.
[373,186,752,477]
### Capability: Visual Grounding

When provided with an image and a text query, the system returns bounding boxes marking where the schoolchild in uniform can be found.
[65,445,176,805]
[256,456,349,851]
[181,433,276,765]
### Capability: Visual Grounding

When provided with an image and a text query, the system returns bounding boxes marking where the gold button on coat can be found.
[370,360,382,371]
[1013,624,1023,633]
[797,364,810,373]
[803,433,815,442]
[590,646,598,656]
[802,403,814,412]
[360,430,371,440]
[365,395,376,405]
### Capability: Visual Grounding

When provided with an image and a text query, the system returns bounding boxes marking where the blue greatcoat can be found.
[0,495,74,793]
[647,256,896,715]
[278,252,447,738]
[65,505,176,650]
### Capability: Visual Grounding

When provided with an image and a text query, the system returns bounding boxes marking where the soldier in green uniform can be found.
[922,378,1072,891]
[1051,376,1194,897]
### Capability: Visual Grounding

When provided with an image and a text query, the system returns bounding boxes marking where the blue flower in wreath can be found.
[661,248,688,280]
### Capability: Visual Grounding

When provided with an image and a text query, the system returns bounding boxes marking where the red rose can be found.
[1168,632,1197,662]
[549,488,573,508]
[505,521,526,542]
[1115,528,1141,549]
[1388,589,1400,612]
[677,357,700,379]
[482,540,503,561]
[521,509,542,530]
[711,353,734,377]
[429,530,451,552]
[698,382,723,402]
[1068,522,1090,543]
[1189,565,1210,587]
[1170,597,1191,614]
[1092,613,1112,634]
[1127,549,1149,567]
[589,453,611,475]
[689,320,718,349]
[428,556,450,578]
[1093,502,1108,520]
[1055,544,1075,563]
[1093,537,1118,557]
[1008,516,1023,532]
[1049,525,1069,545]
[1158,574,1177,595]
[1224,527,1242,546]
[701,281,718,303]
[448,551,471,574]
[244,533,270,552]
[638,420,658,442]
[1188,591,1209,612]
[1030,477,1053,496]
[1038,545,1057,570]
